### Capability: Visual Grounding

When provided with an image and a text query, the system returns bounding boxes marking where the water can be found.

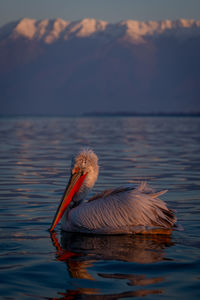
[0,116,200,299]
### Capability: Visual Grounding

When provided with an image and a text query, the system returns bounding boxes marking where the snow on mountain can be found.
[119,19,200,42]
[4,18,108,43]
[1,18,200,44]
[10,18,70,43]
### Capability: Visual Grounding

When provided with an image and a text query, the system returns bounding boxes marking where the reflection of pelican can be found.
[50,149,176,234]
[50,232,173,298]
[52,231,172,266]
[58,231,173,264]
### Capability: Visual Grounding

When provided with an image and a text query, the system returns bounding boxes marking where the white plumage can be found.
[50,149,176,234]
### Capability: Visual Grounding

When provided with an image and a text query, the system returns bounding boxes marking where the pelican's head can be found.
[71,148,99,191]
[49,148,99,231]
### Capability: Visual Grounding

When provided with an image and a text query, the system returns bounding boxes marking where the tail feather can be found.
[136,183,176,229]
[150,190,168,198]
[137,182,168,198]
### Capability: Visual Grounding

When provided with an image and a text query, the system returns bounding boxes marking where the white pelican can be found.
[49,149,176,234]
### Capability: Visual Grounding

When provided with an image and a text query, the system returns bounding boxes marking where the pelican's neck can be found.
[62,184,92,226]
[74,167,99,205]
[72,185,92,205]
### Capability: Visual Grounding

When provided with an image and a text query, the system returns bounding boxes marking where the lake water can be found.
[0,116,200,299]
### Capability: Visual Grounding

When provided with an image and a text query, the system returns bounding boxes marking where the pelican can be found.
[49,149,176,234]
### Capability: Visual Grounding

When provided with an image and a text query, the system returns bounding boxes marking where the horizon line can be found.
[1,112,200,118]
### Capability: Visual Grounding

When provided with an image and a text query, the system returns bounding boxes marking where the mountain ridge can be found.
[1,17,200,44]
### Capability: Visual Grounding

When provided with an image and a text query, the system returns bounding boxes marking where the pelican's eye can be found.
[72,167,85,176]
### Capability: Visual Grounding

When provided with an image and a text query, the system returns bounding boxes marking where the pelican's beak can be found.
[49,171,87,232]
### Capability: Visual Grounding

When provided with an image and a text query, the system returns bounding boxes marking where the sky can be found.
[0,0,200,27]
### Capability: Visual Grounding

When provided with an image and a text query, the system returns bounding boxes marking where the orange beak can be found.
[49,171,87,232]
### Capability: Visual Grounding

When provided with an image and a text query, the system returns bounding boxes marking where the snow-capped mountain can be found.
[1,18,200,43]
[0,18,200,115]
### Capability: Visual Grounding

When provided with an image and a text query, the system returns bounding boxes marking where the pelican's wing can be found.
[88,182,167,202]
[88,186,135,202]
[68,183,176,234]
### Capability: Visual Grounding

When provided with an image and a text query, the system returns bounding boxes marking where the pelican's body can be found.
[50,149,176,234]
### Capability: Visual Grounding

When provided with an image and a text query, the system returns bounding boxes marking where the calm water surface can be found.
[0,116,200,299]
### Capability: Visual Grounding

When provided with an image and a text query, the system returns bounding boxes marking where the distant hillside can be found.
[0,18,200,115]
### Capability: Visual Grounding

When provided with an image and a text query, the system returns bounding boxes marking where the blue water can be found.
[0,116,200,299]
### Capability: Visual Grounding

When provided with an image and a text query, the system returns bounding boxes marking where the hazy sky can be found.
[0,0,200,27]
